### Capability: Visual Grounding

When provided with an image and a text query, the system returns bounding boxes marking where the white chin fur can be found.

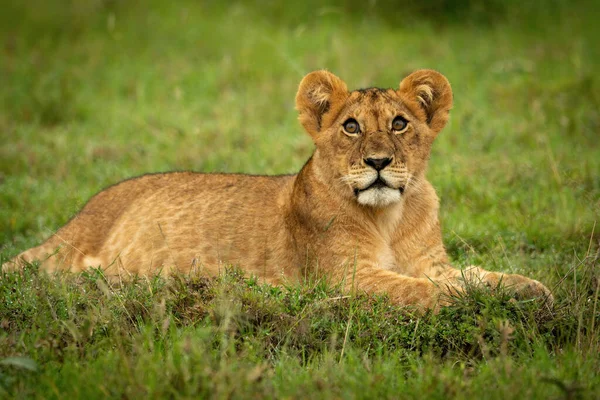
[356,187,401,207]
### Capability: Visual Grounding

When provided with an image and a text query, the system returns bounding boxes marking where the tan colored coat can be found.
[5,70,552,310]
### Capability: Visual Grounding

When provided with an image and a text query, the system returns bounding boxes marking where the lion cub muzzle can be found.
[350,155,408,208]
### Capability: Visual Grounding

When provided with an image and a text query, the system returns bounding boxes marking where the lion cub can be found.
[5,70,552,310]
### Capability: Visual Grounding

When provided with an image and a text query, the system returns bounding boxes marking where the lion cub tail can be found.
[2,235,66,274]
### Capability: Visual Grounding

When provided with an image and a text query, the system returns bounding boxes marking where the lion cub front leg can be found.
[333,261,461,311]
[461,266,553,304]
[419,260,553,306]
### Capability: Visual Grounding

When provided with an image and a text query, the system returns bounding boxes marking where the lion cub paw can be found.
[510,278,553,304]
[491,274,554,307]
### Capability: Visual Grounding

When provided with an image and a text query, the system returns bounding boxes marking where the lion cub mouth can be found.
[352,176,406,207]
[354,177,405,196]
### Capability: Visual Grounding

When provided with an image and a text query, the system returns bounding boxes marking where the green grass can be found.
[1,0,599,398]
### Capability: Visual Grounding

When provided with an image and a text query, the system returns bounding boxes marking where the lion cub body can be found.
[7,70,552,310]
[24,172,296,281]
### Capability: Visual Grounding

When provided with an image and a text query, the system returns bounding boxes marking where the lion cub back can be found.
[8,172,297,281]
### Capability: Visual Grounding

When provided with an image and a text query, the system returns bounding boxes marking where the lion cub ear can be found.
[398,70,453,134]
[296,70,348,137]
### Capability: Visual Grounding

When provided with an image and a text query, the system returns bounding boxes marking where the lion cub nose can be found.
[364,157,392,171]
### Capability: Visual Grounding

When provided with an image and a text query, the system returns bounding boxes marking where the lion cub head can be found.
[296,70,452,208]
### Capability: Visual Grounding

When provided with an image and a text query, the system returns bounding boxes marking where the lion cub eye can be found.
[343,119,360,135]
[392,116,408,133]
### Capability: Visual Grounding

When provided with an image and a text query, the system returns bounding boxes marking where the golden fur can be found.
[4,70,552,310]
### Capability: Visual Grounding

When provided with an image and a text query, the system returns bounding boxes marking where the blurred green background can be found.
[1,0,598,278]
[1,1,599,397]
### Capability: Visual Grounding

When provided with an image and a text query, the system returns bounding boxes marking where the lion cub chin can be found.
[5,69,553,311]
[357,186,402,208]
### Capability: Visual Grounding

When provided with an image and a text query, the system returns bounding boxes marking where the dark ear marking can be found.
[416,84,436,124]
[316,101,331,131]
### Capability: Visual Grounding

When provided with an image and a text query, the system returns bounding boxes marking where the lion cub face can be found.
[296,70,453,207]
